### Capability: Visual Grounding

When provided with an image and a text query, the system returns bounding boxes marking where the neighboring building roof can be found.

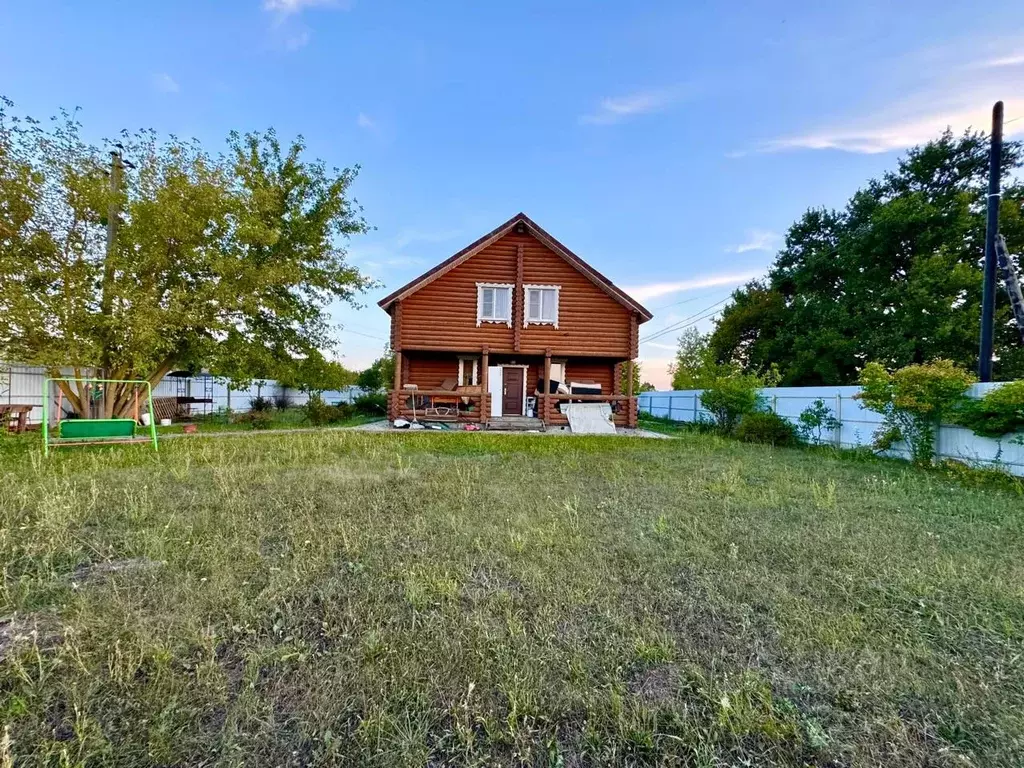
[377,212,653,321]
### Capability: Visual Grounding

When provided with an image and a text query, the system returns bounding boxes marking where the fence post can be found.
[693,393,699,423]
[668,395,675,421]
[771,395,778,413]
[834,393,843,449]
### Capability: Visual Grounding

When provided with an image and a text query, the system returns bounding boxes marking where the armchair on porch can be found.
[425,378,461,417]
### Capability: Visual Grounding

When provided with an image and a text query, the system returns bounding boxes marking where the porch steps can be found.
[486,416,546,432]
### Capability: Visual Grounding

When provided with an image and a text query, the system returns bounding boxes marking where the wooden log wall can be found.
[396,231,636,357]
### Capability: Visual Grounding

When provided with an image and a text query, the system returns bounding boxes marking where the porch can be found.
[387,349,638,428]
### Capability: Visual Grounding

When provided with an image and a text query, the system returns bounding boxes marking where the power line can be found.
[640,304,729,345]
[340,328,387,342]
[639,296,731,344]
[648,289,726,312]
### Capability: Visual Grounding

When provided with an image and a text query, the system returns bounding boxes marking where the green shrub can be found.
[303,394,335,426]
[274,395,291,411]
[797,398,841,445]
[354,392,387,416]
[249,395,273,412]
[236,410,272,429]
[857,359,974,464]
[953,380,1024,438]
[334,402,357,421]
[699,375,763,433]
[734,411,798,446]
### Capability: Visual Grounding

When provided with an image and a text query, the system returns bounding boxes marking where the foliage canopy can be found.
[708,131,1024,385]
[0,98,372,415]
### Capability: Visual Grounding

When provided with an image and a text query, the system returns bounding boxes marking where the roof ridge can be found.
[377,213,652,321]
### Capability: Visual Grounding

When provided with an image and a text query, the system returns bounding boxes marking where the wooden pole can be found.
[543,351,552,425]
[481,346,490,421]
[391,349,403,421]
[133,387,139,423]
[626,359,635,427]
[979,101,1004,381]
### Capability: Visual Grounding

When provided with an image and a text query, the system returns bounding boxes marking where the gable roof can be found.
[377,212,653,321]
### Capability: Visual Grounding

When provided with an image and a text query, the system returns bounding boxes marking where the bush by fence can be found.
[639,383,1024,476]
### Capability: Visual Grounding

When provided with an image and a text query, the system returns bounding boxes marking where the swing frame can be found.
[42,378,159,456]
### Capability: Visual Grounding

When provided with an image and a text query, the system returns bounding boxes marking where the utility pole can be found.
[978,101,1003,381]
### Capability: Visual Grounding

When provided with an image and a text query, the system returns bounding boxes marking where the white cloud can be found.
[737,48,1024,156]
[357,112,376,130]
[726,229,780,254]
[580,86,688,125]
[978,52,1024,68]
[263,0,347,14]
[622,271,760,302]
[152,73,180,93]
[756,105,1014,155]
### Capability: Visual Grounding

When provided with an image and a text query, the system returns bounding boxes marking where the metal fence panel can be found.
[639,383,1024,476]
[2,362,373,426]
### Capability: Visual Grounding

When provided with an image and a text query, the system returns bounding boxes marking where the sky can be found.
[2,1,1022,388]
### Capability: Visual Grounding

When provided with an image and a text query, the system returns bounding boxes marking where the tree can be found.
[857,359,975,464]
[278,351,355,395]
[356,348,395,391]
[670,328,736,389]
[710,130,1024,385]
[0,99,373,416]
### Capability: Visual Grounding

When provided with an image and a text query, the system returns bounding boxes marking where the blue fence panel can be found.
[639,383,1024,476]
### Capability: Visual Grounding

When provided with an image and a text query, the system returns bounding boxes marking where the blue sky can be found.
[2,0,1022,387]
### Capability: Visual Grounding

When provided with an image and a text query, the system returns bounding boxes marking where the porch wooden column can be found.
[390,349,402,421]
[627,312,639,428]
[626,359,636,428]
[481,345,489,423]
[389,299,404,421]
[542,350,552,425]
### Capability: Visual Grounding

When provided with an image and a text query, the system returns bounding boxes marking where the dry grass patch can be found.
[1,431,1023,765]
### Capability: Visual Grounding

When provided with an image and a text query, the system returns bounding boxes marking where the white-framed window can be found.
[524,284,560,328]
[476,283,513,326]
[458,356,479,386]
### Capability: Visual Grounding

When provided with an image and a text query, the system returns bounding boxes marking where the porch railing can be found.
[387,390,639,428]
[388,389,486,423]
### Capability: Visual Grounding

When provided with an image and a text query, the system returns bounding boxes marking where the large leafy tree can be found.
[355,349,395,391]
[709,130,1024,385]
[0,99,372,415]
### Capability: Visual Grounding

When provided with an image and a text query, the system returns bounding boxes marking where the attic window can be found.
[524,285,560,328]
[476,283,513,326]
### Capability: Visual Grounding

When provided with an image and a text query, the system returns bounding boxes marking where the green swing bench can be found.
[43,378,159,456]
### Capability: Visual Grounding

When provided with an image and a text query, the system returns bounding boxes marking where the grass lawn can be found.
[1,431,1023,766]
[154,408,383,435]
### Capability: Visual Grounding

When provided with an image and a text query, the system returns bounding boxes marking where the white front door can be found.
[488,366,502,417]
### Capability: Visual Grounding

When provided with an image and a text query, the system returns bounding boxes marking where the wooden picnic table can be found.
[0,404,34,434]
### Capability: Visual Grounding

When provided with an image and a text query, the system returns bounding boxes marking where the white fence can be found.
[639,384,1024,476]
[1,363,370,427]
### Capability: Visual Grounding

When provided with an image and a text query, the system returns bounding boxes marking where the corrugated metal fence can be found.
[639,384,1024,476]
[1,362,370,427]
